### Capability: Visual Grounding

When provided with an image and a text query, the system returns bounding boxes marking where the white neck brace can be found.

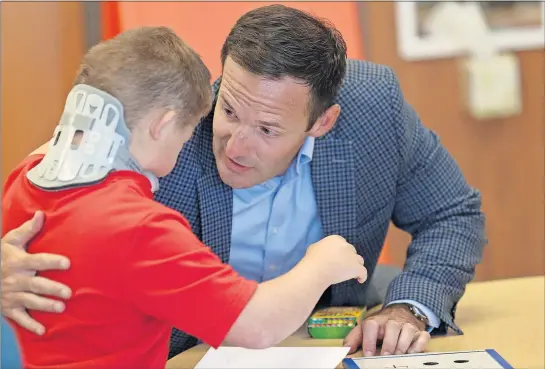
[27,84,159,192]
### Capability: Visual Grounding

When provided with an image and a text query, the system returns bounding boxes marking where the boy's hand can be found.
[1,211,72,335]
[305,235,367,285]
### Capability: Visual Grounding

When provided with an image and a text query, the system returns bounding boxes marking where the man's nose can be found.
[225,129,251,158]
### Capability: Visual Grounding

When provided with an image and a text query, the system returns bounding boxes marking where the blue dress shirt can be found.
[230,137,323,282]
[229,136,440,329]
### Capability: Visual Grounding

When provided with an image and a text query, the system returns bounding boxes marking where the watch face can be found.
[409,306,429,324]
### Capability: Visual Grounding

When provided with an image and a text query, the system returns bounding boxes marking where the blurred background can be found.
[2,2,543,283]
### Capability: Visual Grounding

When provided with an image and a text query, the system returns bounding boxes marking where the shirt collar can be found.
[295,136,315,175]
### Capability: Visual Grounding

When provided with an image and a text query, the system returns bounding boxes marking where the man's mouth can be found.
[225,157,251,173]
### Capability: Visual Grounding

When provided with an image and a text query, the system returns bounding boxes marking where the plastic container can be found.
[307,306,365,339]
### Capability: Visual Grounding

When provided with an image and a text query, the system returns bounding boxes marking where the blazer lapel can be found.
[197,173,233,264]
[311,136,357,243]
[194,114,233,264]
[311,136,359,306]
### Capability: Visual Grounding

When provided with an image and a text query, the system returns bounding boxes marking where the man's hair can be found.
[74,26,212,128]
[220,5,347,127]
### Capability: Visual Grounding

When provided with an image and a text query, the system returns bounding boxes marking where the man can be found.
[1,4,486,359]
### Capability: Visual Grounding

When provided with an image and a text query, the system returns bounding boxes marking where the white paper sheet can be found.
[194,346,350,369]
[344,350,509,369]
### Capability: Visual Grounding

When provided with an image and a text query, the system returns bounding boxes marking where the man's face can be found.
[212,57,316,189]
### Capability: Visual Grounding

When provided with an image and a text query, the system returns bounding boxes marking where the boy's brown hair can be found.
[74,26,212,128]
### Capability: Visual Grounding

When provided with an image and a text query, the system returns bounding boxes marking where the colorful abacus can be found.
[307,307,365,339]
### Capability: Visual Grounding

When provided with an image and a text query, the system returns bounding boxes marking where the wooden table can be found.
[167,276,544,369]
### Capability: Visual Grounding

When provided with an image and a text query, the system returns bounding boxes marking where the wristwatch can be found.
[406,304,430,327]
[390,303,430,327]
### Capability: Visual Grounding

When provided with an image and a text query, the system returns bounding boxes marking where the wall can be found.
[1,2,86,187]
[117,2,365,80]
[362,2,545,281]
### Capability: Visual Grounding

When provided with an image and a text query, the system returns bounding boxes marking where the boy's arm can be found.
[224,254,330,348]
[124,211,331,349]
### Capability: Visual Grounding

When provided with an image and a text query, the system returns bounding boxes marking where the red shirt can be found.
[2,155,258,369]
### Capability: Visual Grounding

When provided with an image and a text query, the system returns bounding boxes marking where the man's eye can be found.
[260,127,273,136]
[224,107,234,117]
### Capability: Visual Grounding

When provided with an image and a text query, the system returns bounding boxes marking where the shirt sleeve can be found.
[122,210,258,348]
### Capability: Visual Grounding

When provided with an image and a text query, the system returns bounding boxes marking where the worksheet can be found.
[195,346,350,369]
[342,349,513,369]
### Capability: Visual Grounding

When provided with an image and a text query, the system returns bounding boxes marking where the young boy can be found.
[2,27,367,369]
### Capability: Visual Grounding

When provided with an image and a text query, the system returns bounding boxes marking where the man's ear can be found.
[308,104,341,138]
[149,110,177,141]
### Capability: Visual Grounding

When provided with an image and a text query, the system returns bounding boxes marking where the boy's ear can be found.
[149,110,177,140]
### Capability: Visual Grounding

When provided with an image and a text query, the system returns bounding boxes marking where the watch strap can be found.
[387,302,430,327]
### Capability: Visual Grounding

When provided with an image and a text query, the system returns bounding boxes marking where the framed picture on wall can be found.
[395,1,545,61]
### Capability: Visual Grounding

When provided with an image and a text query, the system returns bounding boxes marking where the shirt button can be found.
[269,265,276,271]
[271,228,278,234]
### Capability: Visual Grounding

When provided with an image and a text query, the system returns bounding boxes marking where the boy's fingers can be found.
[356,265,367,283]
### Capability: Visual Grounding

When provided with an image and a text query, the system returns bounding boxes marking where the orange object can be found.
[101,1,121,41]
[377,240,392,265]
[117,2,365,80]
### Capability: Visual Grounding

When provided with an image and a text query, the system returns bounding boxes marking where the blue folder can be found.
[342,349,514,369]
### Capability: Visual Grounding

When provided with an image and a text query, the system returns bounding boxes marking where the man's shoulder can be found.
[344,59,396,84]
[337,59,399,104]
[330,59,403,138]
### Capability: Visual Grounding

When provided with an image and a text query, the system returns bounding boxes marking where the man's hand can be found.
[1,211,72,335]
[343,304,431,356]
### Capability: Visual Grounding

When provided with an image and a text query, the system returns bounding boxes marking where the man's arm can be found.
[384,66,486,332]
[343,67,485,357]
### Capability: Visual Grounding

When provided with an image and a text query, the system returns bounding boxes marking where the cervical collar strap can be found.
[26,84,159,192]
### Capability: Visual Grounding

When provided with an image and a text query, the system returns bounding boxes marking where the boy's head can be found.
[74,26,213,177]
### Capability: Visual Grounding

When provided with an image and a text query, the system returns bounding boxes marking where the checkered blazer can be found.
[155,59,486,358]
